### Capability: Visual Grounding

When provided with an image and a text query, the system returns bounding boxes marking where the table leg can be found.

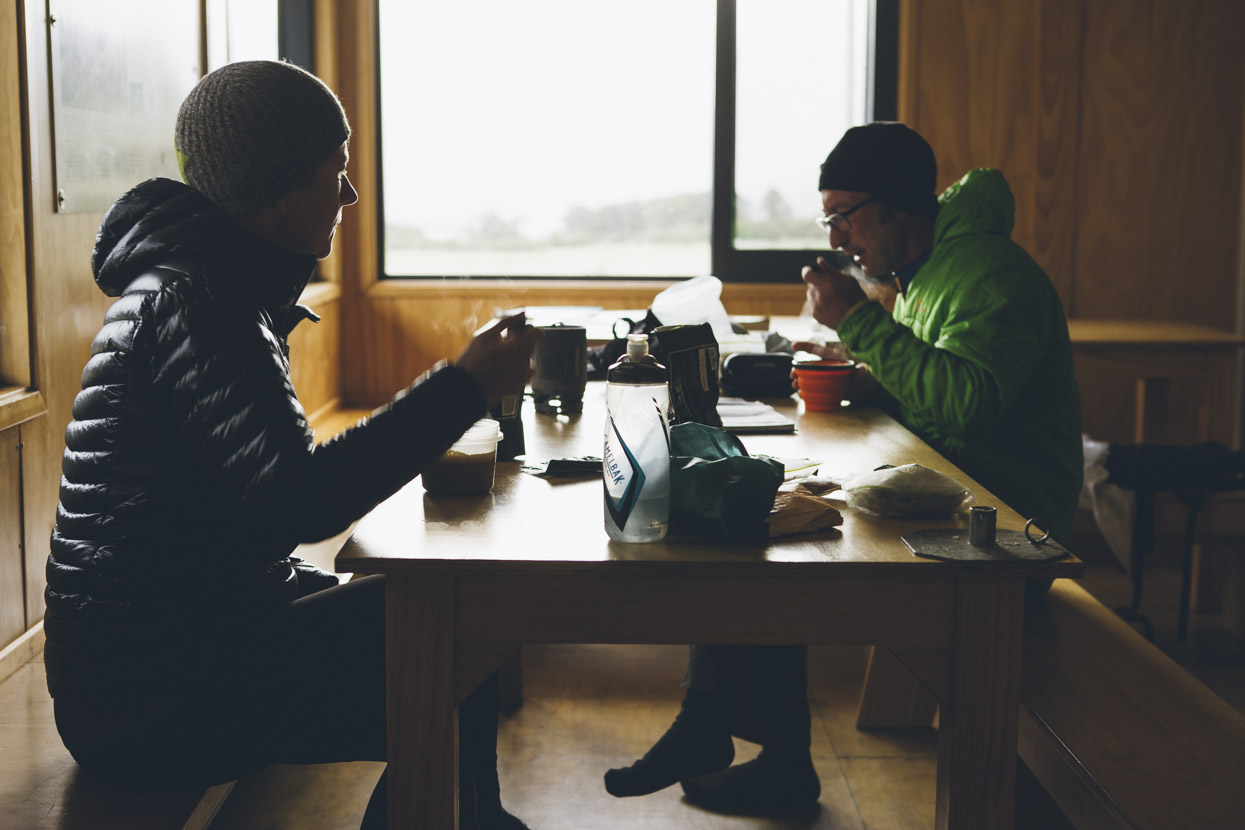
[388,574,458,829]
[936,579,1024,830]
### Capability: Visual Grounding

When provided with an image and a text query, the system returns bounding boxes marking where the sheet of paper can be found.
[717,397,795,433]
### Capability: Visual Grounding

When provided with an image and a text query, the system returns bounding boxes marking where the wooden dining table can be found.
[336,387,1083,829]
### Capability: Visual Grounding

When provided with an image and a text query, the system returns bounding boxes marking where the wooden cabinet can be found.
[0,426,24,648]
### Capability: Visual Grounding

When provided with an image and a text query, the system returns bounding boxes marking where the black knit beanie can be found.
[818,122,939,217]
[174,60,351,216]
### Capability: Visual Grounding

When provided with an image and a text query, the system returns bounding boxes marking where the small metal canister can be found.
[968,505,997,547]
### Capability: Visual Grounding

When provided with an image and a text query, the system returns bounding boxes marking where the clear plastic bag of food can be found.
[843,463,975,518]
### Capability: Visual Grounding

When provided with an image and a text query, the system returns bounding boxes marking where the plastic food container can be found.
[421,419,502,495]
[792,359,856,412]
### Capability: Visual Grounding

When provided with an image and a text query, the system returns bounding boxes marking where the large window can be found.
[207,0,313,72]
[378,0,895,281]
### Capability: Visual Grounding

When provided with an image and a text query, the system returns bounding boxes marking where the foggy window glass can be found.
[379,0,715,278]
[378,0,879,278]
[735,0,872,250]
[206,0,279,70]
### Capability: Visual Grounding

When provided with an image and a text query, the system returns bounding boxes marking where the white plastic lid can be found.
[452,418,501,450]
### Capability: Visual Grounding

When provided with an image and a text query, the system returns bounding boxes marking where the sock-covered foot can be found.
[460,773,533,830]
[680,749,820,814]
[475,802,533,830]
[604,691,734,798]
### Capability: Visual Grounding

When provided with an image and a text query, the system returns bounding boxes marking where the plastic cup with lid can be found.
[421,418,503,495]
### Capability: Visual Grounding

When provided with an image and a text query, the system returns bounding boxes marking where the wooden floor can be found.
[208,641,940,830]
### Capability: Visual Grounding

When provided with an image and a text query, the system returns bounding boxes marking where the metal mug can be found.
[532,325,587,415]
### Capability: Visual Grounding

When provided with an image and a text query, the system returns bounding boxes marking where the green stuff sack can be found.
[669,422,784,539]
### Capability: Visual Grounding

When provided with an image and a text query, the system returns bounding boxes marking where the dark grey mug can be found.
[533,325,587,415]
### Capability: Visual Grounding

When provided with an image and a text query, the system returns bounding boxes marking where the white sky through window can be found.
[378,0,870,276]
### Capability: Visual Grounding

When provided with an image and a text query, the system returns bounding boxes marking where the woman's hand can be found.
[455,314,543,407]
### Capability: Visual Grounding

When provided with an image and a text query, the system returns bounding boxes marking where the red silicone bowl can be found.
[792,359,856,412]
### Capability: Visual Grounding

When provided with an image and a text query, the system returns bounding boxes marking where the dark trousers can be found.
[57,575,499,828]
[684,644,810,751]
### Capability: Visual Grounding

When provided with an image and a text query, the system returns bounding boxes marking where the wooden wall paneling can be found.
[346,284,655,406]
[345,281,807,407]
[897,0,1093,308]
[1073,363,1136,445]
[1073,344,1237,446]
[19,2,116,625]
[900,0,1040,239]
[720,282,808,318]
[288,291,342,422]
[1033,0,1086,304]
[329,0,381,406]
[306,0,344,293]
[0,427,25,644]
[1239,73,1245,451]
[0,0,30,390]
[1073,0,1244,326]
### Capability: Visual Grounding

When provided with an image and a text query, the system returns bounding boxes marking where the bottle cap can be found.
[625,334,650,359]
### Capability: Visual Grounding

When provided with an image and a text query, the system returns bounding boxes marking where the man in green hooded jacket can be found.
[805,122,1082,543]
[603,122,1083,815]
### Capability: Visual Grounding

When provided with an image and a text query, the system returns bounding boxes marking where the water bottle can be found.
[603,334,670,543]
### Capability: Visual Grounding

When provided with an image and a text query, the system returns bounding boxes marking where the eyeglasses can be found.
[816,195,875,233]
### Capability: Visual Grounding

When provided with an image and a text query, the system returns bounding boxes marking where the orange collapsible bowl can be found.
[793,359,856,412]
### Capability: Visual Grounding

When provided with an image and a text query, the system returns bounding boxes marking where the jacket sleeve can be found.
[837,271,1054,440]
[151,282,486,551]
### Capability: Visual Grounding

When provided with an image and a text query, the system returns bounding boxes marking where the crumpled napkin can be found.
[521,456,602,477]
[766,479,844,537]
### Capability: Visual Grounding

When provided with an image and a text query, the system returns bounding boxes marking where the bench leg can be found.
[1178,498,1203,642]
[497,647,524,713]
[936,579,1024,830]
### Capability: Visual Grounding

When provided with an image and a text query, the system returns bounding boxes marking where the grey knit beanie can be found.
[175,60,351,215]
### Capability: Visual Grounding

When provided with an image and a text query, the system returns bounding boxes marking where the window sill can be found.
[365,278,677,300]
[0,388,46,432]
[363,279,807,306]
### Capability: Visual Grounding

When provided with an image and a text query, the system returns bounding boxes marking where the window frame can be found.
[0,0,42,432]
[371,0,898,283]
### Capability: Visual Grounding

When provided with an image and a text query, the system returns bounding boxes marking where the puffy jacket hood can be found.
[92,177,317,321]
[934,167,1015,244]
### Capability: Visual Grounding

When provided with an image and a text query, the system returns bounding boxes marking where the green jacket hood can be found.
[935,168,1015,243]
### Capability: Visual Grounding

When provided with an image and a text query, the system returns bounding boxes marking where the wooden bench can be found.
[0,624,234,830]
[858,577,1245,828]
[0,409,374,830]
[1018,579,1245,829]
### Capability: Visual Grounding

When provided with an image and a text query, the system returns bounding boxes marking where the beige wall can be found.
[2,0,1244,650]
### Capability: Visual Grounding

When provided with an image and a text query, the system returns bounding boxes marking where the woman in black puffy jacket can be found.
[44,60,538,830]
